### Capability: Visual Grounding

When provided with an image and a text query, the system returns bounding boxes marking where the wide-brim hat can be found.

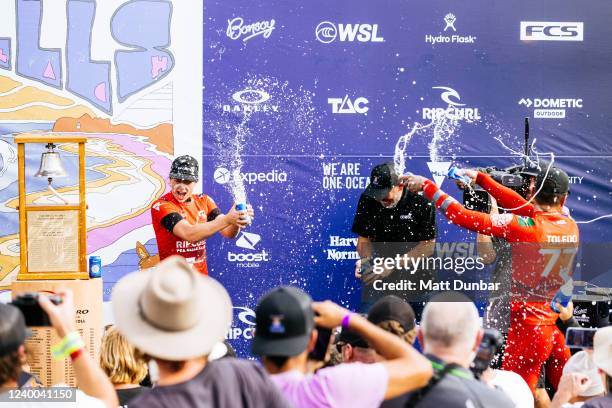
[111,256,232,361]
[594,326,612,377]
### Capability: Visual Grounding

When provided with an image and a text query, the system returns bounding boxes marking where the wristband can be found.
[341,313,352,330]
[69,348,84,362]
[51,332,85,360]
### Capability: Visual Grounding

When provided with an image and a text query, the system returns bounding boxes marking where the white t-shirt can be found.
[491,369,534,408]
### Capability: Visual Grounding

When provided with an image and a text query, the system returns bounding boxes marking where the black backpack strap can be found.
[404,362,463,407]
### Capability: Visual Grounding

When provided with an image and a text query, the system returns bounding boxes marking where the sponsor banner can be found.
[328,96,369,114]
[315,22,384,43]
[425,12,477,45]
[520,21,584,41]
[519,98,583,119]
[226,17,276,42]
[421,86,481,121]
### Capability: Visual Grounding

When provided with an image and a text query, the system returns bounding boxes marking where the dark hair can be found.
[264,355,289,369]
[377,320,417,344]
[535,180,566,206]
[154,358,186,373]
[0,350,22,386]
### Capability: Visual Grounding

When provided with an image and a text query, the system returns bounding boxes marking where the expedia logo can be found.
[228,231,271,267]
[518,97,583,119]
[421,86,481,121]
[315,21,384,43]
[226,306,256,340]
[213,167,288,185]
[520,22,583,41]
[328,96,369,114]
[222,89,279,113]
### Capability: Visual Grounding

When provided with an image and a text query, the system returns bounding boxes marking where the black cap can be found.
[252,287,314,357]
[536,165,570,195]
[364,163,400,200]
[0,304,27,356]
[169,155,199,182]
[367,295,415,332]
[336,327,369,350]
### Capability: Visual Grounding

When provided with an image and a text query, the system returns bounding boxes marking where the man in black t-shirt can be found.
[352,162,436,312]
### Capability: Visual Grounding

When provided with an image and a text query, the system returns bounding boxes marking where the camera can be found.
[11,292,62,327]
[470,328,504,378]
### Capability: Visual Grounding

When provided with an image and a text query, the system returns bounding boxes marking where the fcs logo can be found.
[236,231,261,250]
[520,22,583,41]
[315,22,384,43]
[328,96,369,114]
[427,161,452,187]
[432,86,465,106]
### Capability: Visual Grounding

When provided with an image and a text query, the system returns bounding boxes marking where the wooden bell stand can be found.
[10,134,102,387]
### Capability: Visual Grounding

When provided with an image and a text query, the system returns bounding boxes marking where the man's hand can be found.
[38,289,75,338]
[226,204,250,228]
[312,301,351,329]
[557,301,574,322]
[404,175,428,192]
[455,168,478,183]
[552,373,592,407]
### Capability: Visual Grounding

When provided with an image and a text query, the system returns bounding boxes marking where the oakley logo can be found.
[232,89,271,104]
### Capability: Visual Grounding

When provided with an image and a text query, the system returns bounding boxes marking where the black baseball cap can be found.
[536,165,570,195]
[169,155,199,182]
[0,304,28,356]
[252,286,315,357]
[367,295,416,332]
[364,163,400,200]
[336,327,369,350]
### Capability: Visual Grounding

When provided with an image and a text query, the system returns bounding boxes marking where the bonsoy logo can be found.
[520,22,583,41]
[422,86,481,121]
[213,167,288,185]
[315,22,384,43]
[328,96,369,114]
[226,17,276,42]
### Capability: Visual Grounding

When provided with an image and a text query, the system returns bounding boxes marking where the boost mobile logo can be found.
[228,231,270,266]
[315,21,384,43]
[328,95,369,114]
[520,22,583,41]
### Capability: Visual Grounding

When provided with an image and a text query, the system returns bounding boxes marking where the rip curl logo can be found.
[433,86,465,106]
[226,17,276,42]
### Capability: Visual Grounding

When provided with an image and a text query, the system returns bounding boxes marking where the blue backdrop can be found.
[202,0,612,355]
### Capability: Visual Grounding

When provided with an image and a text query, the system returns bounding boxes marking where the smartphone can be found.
[565,327,597,349]
[11,292,62,327]
[308,327,333,361]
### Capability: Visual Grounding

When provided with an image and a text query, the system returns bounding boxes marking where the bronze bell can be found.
[35,144,67,179]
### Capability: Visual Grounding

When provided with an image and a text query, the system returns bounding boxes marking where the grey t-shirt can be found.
[129,358,290,408]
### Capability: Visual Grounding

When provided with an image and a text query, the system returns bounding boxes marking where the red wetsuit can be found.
[423,172,579,392]
[151,192,221,275]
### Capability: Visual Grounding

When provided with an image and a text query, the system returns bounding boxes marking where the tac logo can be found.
[315,21,384,44]
[226,17,276,42]
[427,161,452,187]
[520,22,583,41]
[223,89,278,113]
[328,95,369,114]
[236,231,261,250]
[518,97,583,119]
[421,86,481,121]
[226,306,256,340]
[213,167,288,185]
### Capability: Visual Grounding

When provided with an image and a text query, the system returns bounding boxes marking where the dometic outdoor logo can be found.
[325,236,359,261]
[427,161,452,187]
[520,22,583,41]
[213,167,288,185]
[315,21,384,44]
[518,97,583,119]
[422,86,481,121]
[226,17,276,42]
[425,13,477,45]
[222,89,279,113]
[228,231,270,268]
[328,96,369,114]
[226,306,256,340]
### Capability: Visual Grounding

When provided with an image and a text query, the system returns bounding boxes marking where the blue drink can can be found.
[235,203,252,224]
[89,256,102,278]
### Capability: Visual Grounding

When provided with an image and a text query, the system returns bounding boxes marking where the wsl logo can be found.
[422,86,481,121]
[328,96,369,114]
[227,231,270,268]
[222,89,279,113]
[213,167,288,185]
[315,22,384,44]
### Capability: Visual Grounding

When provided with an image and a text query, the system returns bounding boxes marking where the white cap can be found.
[594,326,612,377]
[563,350,605,397]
